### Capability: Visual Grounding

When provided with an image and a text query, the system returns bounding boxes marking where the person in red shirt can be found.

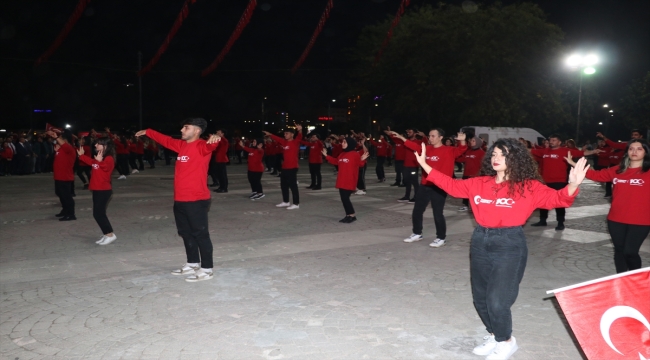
[389,128,424,202]
[456,136,485,211]
[264,136,275,173]
[384,126,406,187]
[135,138,145,171]
[77,137,117,245]
[530,133,600,230]
[597,129,644,151]
[328,135,344,174]
[127,137,139,174]
[565,139,650,273]
[241,139,266,200]
[135,118,221,282]
[212,129,230,193]
[300,133,324,190]
[322,136,369,223]
[145,139,157,169]
[263,124,303,210]
[76,136,92,189]
[392,129,467,247]
[414,138,590,360]
[108,129,130,180]
[370,135,389,182]
[46,129,77,221]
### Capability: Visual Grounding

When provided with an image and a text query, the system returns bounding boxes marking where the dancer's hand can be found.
[262,131,271,136]
[294,123,302,132]
[563,152,577,167]
[77,146,84,156]
[321,148,328,156]
[455,132,466,142]
[95,149,103,162]
[414,142,433,174]
[361,151,370,161]
[135,130,147,137]
[568,157,589,185]
[206,134,221,144]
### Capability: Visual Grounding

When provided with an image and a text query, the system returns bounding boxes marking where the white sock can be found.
[201,268,213,274]
[186,263,199,268]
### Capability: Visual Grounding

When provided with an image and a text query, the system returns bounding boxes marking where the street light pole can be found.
[566,53,598,144]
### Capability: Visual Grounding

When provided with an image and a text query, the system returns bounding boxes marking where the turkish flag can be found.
[548,268,650,360]
[45,123,63,134]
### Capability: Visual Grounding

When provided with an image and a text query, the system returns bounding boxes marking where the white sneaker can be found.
[458,206,469,211]
[473,334,497,356]
[403,234,423,243]
[131,169,139,174]
[287,204,299,210]
[99,234,117,245]
[185,269,214,282]
[429,239,446,248]
[96,235,106,244]
[486,337,518,360]
[171,264,200,276]
[118,175,126,180]
[276,202,291,207]
[355,190,366,195]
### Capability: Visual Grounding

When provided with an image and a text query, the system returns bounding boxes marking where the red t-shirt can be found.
[301,140,324,164]
[389,135,406,161]
[457,148,485,177]
[608,150,623,166]
[331,143,343,158]
[114,140,129,155]
[53,142,76,181]
[128,141,137,154]
[269,133,303,169]
[146,129,218,201]
[531,147,586,183]
[79,155,114,190]
[425,169,579,227]
[214,140,229,163]
[243,146,264,172]
[605,138,627,151]
[596,147,611,167]
[326,151,366,191]
[370,140,389,157]
[135,140,145,155]
[405,140,467,185]
[587,166,650,225]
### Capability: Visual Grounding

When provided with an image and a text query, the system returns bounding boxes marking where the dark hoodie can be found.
[343,137,357,152]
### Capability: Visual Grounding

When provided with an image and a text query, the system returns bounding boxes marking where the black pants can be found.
[274,154,283,174]
[93,190,113,234]
[339,189,355,215]
[164,149,173,165]
[54,180,75,216]
[376,156,386,180]
[412,184,448,238]
[216,163,228,190]
[248,171,263,193]
[208,160,219,185]
[136,154,144,170]
[117,154,130,176]
[265,155,273,171]
[607,220,650,273]
[145,150,155,168]
[357,164,366,190]
[308,163,322,187]
[280,168,299,204]
[538,182,567,223]
[173,200,213,269]
[128,153,138,170]
[471,225,527,342]
[77,166,91,184]
[461,175,470,206]
[403,166,419,198]
[394,160,404,184]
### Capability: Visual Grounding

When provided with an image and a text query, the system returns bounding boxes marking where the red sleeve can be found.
[389,134,404,144]
[404,140,421,153]
[585,166,618,182]
[79,154,93,166]
[295,132,303,142]
[453,144,468,157]
[325,155,338,166]
[568,149,586,158]
[242,146,255,153]
[530,181,579,209]
[424,168,474,198]
[530,149,544,158]
[269,134,286,145]
[605,138,627,150]
[146,129,183,153]
[300,140,310,146]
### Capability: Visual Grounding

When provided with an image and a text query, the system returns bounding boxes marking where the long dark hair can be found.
[480,138,543,197]
[95,137,116,159]
[616,139,650,174]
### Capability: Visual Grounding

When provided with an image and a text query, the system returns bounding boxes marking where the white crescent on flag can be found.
[600,305,650,359]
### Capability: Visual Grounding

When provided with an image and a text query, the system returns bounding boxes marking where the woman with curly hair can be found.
[414,138,590,360]
[565,139,650,273]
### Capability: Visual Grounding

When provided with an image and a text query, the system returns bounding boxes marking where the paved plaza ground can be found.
[1,159,648,359]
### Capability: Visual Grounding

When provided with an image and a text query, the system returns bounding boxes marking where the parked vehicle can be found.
[460,126,545,146]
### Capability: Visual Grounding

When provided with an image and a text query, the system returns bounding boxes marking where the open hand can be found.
[262,130,271,136]
[455,132,466,142]
[568,157,590,185]
[95,149,103,162]
[361,151,370,161]
[206,134,221,144]
[321,148,328,156]
[135,130,147,137]
[76,146,85,156]
[563,151,577,166]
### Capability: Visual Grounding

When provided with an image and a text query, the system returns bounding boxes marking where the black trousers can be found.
[77,166,91,184]
[92,190,113,234]
[145,150,155,167]
[274,154,283,173]
[403,166,419,198]
[376,156,386,180]
[280,168,299,204]
[128,153,138,170]
[308,163,322,187]
[136,154,144,170]
[357,164,367,190]
[607,220,650,273]
[116,154,130,175]
[173,200,213,269]
[216,162,228,190]
[208,160,219,185]
[55,180,75,216]
[265,155,273,170]
[248,171,263,193]
[538,182,567,223]
[394,160,404,184]
[339,189,355,215]
[412,184,448,238]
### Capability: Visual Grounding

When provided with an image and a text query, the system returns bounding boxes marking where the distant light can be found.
[583,54,599,66]
[0,129,6,132]
[265,122,268,125]
[603,104,609,108]
[372,120,376,123]
[242,137,245,139]
[65,124,71,129]
[332,99,336,103]
[374,104,378,107]
[272,122,274,125]
[598,122,603,125]
[124,83,134,87]
[583,67,596,75]
[566,54,582,68]
[609,110,613,113]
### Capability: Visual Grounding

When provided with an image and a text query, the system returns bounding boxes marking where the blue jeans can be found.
[471,225,527,342]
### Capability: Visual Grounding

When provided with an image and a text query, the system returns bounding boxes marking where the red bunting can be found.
[291,0,334,74]
[34,0,91,67]
[138,0,197,77]
[202,0,257,77]
[374,0,410,65]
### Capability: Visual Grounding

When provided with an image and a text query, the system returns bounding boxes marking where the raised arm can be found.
[414,142,472,198]
[136,129,183,153]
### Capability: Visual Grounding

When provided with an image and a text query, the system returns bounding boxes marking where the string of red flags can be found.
[291,0,334,74]
[138,0,197,77]
[202,0,257,77]
[373,0,410,65]
[34,0,91,67]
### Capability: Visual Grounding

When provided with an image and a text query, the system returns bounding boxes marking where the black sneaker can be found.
[311,186,322,190]
[339,216,350,223]
[347,216,357,223]
[398,184,406,187]
[59,215,77,221]
[555,223,565,231]
[397,197,409,202]
[215,188,228,193]
[209,183,219,187]
[306,185,314,189]
[390,182,399,186]
[55,212,65,217]
[408,198,415,204]
[530,221,547,227]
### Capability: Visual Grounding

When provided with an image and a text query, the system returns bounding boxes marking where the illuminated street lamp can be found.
[566,53,599,143]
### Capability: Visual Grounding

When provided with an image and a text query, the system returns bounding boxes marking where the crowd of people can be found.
[2,121,648,360]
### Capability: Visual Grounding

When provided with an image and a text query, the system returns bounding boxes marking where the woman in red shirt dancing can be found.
[414,138,590,360]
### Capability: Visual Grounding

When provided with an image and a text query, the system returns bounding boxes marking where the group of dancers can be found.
[44,118,649,359]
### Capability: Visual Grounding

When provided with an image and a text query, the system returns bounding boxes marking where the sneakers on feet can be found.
[276,202,291,207]
[347,216,357,223]
[249,192,257,198]
[530,221,547,227]
[473,334,497,356]
[131,169,139,174]
[486,337,518,360]
[403,233,423,243]
[287,204,299,210]
[185,269,214,282]
[355,190,366,195]
[117,175,126,180]
[99,234,117,245]
[96,235,107,244]
[171,264,200,276]
[408,198,415,204]
[458,206,469,211]
[251,193,265,200]
[429,239,446,248]
[555,223,565,231]
[397,197,409,202]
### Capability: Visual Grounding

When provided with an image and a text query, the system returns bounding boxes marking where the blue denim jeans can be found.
[470,225,528,342]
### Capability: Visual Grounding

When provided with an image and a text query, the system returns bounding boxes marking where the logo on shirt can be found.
[543,154,560,159]
[473,196,494,205]
[613,178,644,186]
[92,164,99,169]
[465,155,477,159]
[177,155,190,162]
[248,152,255,156]
[283,146,290,150]
[426,156,440,161]
[473,196,515,207]
[339,158,350,163]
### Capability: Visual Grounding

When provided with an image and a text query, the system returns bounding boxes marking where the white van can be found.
[460,126,546,146]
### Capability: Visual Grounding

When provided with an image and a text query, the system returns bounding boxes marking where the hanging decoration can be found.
[291,0,334,74]
[373,0,410,65]
[202,0,257,76]
[138,0,197,77]
[34,0,91,67]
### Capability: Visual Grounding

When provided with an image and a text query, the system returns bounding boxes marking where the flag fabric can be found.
[548,267,650,360]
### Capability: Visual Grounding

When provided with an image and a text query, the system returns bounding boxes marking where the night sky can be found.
[1,0,648,134]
